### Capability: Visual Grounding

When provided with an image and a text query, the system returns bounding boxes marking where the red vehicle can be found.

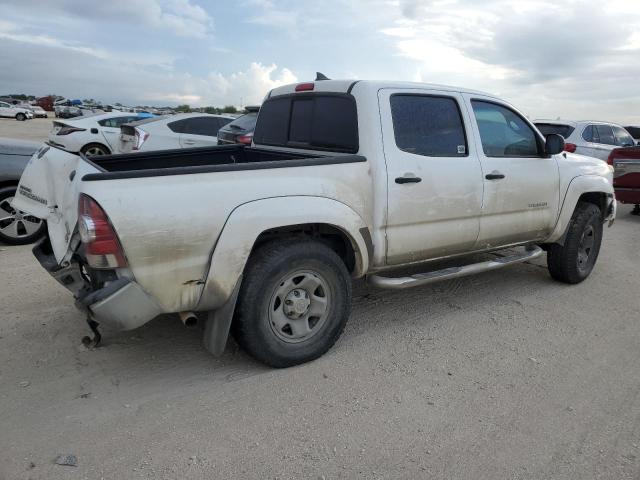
[608,147,640,215]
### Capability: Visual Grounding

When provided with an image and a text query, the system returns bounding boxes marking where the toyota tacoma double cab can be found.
[13,78,616,367]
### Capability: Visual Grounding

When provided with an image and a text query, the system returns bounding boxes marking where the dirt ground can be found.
[0,115,56,143]
[0,207,638,479]
[1,119,639,479]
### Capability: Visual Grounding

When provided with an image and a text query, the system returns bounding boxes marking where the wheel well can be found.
[578,192,608,220]
[253,224,357,273]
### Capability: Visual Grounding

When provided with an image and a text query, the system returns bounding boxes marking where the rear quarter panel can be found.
[81,160,373,312]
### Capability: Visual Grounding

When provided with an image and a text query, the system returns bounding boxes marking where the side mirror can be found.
[545,133,565,155]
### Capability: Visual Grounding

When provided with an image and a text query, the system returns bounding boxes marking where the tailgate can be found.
[12,144,100,262]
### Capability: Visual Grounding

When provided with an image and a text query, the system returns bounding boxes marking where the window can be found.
[612,125,635,147]
[471,100,539,157]
[226,112,258,131]
[582,125,597,143]
[624,126,640,140]
[595,125,616,145]
[168,119,190,133]
[98,116,138,128]
[183,117,225,136]
[253,94,358,153]
[390,95,467,157]
[534,123,575,139]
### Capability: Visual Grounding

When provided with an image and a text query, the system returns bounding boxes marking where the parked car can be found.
[0,138,45,244]
[608,146,640,215]
[624,126,640,143]
[57,106,83,119]
[14,79,615,367]
[118,113,234,153]
[0,101,34,121]
[534,120,636,160]
[217,107,259,145]
[48,112,154,157]
[30,105,48,118]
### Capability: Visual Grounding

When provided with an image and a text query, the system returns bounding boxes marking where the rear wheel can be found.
[0,187,46,245]
[232,239,352,368]
[81,143,110,157]
[547,202,603,284]
[15,113,25,121]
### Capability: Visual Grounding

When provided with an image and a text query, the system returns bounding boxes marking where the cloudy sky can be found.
[1,0,639,123]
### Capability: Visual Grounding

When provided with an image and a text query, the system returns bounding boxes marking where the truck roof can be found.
[268,79,499,99]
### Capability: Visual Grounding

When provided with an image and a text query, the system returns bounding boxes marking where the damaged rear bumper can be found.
[33,238,162,331]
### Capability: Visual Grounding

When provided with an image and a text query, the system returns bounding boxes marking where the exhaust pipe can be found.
[179,311,198,328]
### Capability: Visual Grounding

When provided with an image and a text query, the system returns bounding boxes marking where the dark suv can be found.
[217,106,259,146]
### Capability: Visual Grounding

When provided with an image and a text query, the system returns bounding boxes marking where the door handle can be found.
[183,140,196,145]
[485,171,505,180]
[395,176,422,184]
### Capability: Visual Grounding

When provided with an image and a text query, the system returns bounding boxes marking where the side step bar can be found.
[368,245,543,290]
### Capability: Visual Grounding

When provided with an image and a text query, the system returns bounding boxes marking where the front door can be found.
[379,88,484,265]
[464,96,560,249]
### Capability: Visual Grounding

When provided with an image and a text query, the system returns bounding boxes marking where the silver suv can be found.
[534,120,637,161]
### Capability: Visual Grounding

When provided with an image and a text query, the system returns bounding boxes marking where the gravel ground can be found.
[0,205,639,479]
[0,115,56,142]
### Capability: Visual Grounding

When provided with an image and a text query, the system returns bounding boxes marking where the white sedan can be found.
[0,101,34,121]
[118,113,234,153]
[48,112,154,156]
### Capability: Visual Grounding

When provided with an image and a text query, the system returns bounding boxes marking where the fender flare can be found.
[546,175,614,244]
[196,196,371,311]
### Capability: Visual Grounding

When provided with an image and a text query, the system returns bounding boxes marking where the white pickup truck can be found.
[14,79,616,367]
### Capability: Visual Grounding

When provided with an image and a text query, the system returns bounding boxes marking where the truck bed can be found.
[81,144,363,181]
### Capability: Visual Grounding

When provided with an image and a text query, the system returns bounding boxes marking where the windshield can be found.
[534,123,576,139]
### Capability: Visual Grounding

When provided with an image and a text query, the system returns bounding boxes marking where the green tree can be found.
[175,104,191,113]
[221,105,237,113]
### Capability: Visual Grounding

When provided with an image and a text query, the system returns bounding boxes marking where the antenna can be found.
[315,72,330,81]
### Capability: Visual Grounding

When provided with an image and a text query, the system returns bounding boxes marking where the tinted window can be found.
[624,126,640,140]
[225,112,258,131]
[471,101,539,157]
[168,119,190,133]
[182,117,227,137]
[391,95,467,157]
[612,125,635,146]
[534,123,575,139]
[596,125,616,145]
[253,95,358,153]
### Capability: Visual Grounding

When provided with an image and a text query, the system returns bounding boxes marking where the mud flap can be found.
[203,276,242,356]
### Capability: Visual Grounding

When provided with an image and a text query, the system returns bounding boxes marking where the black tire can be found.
[547,202,603,284]
[81,143,110,157]
[15,113,25,121]
[232,239,352,368]
[0,187,46,245]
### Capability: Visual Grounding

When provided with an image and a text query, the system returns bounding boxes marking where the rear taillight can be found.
[57,125,86,135]
[133,127,149,150]
[78,194,127,269]
[564,143,577,153]
[237,132,253,145]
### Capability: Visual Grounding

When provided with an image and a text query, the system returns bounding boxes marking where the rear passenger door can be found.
[465,96,560,248]
[379,89,484,265]
[99,116,141,150]
[179,117,226,148]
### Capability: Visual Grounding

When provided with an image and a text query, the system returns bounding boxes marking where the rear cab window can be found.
[253,94,358,153]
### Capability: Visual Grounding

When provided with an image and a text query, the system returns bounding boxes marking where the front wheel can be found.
[0,187,46,245]
[547,202,603,284]
[15,113,25,121]
[232,239,352,368]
